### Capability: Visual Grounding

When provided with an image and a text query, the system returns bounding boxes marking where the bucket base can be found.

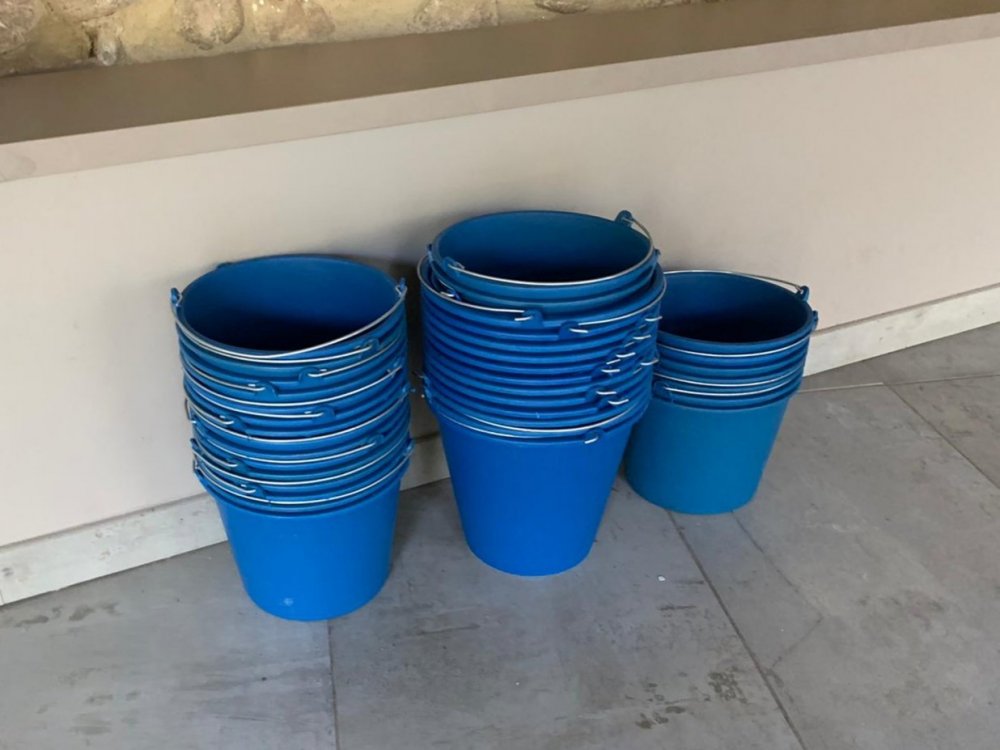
[438,414,636,576]
[624,396,790,515]
[214,480,401,621]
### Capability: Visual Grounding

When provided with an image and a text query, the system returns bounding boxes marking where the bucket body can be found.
[625,395,790,514]
[437,411,634,575]
[213,477,401,620]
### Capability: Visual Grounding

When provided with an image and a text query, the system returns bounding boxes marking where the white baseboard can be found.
[804,282,1000,376]
[2,283,999,607]
[0,433,448,606]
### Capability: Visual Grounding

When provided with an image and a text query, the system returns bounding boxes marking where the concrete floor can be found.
[3,324,1000,750]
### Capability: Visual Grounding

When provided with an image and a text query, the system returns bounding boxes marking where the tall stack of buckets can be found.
[420,210,666,575]
[625,270,817,514]
[172,256,412,621]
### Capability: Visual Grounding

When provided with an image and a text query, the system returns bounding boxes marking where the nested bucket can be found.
[429,210,655,305]
[625,395,791,514]
[203,454,409,620]
[657,270,816,357]
[434,406,639,575]
[418,256,664,337]
[172,255,406,363]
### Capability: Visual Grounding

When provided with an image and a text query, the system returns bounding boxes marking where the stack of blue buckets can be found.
[625,270,817,514]
[420,210,666,575]
[172,256,412,621]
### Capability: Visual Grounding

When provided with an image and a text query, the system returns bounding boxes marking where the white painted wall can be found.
[2,36,1000,547]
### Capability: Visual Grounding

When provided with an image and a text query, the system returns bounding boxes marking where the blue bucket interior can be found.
[433,211,649,284]
[178,256,399,354]
[659,272,814,350]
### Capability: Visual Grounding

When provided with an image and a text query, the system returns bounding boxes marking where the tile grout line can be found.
[887,384,1000,497]
[801,369,1000,395]
[327,620,342,749]
[668,511,812,750]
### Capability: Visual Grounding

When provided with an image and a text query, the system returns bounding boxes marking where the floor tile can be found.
[801,360,882,391]
[0,546,335,750]
[683,387,1000,750]
[328,480,802,750]
[865,322,1000,384]
[892,375,1000,487]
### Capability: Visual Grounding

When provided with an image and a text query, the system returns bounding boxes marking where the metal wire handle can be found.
[194,447,412,506]
[303,333,407,379]
[171,279,407,364]
[192,435,411,488]
[662,269,808,300]
[185,364,403,409]
[181,352,268,394]
[434,210,657,289]
[186,388,409,444]
[658,336,810,360]
[193,430,378,466]
[653,369,801,389]
[656,379,795,399]
[186,381,326,421]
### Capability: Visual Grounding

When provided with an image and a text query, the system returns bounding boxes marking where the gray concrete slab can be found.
[0,546,335,750]
[892,375,1000,487]
[866,322,1000,384]
[680,387,1000,750]
[329,480,802,750]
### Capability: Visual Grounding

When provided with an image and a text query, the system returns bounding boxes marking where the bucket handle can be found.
[170,279,406,364]
[301,334,406,380]
[653,370,801,389]
[192,436,412,488]
[194,445,412,506]
[428,395,636,443]
[181,351,271,394]
[655,379,796,399]
[186,362,404,409]
[186,380,328,420]
[191,438,241,469]
[193,428,379,466]
[186,388,410,444]
[660,336,809,359]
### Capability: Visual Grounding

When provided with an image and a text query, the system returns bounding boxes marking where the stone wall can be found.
[0,0,695,77]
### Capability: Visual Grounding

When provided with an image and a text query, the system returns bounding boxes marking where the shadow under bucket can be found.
[436,410,637,576]
[624,395,791,514]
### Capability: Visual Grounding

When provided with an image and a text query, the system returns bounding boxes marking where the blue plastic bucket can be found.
[172,255,406,363]
[435,407,638,575]
[625,394,791,514]
[657,270,816,356]
[430,210,654,302]
[208,458,407,620]
[654,375,802,409]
